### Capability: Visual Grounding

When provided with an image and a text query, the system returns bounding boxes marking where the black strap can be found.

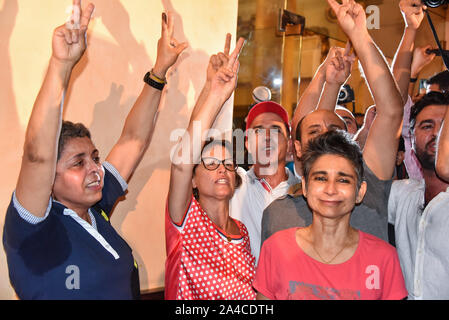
[425,9,449,71]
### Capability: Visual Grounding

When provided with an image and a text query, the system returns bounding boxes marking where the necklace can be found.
[310,241,349,264]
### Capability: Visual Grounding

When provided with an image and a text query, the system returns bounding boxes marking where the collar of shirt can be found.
[246,167,299,192]
[61,207,120,260]
[51,199,120,260]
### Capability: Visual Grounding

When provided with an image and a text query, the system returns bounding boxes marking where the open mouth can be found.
[87,180,101,187]
[215,178,230,185]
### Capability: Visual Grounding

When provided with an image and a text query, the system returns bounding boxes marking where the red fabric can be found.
[165,196,256,300]
[254,228,408,300]
[245,101,290,131]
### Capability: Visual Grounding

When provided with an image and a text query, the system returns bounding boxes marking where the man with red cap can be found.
[230,101,299,263]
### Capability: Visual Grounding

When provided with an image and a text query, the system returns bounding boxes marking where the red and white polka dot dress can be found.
[165,196,256,300]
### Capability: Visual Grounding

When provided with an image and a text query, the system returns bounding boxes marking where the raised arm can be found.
[15,0,94,218]
[292,47,341,138]
[436,108,449,181]
[105,12,187,181]
[328,0,403,180]
[354,105,376,149]
[410,45,435,95]
[316,43,354,111]
[391,0,426,104]
[168,37,245,224]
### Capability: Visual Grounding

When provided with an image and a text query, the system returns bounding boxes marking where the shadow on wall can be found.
[0,0,21,148]
[0,0,21,299]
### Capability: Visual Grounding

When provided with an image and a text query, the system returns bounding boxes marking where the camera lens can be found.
[423,0,447,8]
[338,88,348,101]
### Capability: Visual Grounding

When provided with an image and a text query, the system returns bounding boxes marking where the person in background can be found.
[230,100,299,264]
[388,91,449,299]
[2,1,187,299]
[392,0,438,181]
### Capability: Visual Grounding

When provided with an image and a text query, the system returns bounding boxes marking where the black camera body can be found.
[338,84,355,104]
[423,0,447,8]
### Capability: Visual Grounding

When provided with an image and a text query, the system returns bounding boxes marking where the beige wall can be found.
[0,0,238,298]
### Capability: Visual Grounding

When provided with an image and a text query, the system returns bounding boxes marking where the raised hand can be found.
[327,0,367,40]
[153,12,188,79]
[411,45,436,77]
[207,33,233,82]
[209,37,245,103]
[52,0,94,66]
[400,0,426,30]
[325,43,355,85]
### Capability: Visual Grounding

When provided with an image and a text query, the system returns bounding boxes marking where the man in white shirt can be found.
[230,101,299,263]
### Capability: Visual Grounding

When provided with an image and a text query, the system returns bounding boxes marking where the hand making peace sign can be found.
[52,0,94,66]
[327,0,368,40]
[209,36,245,103]
[153,12,188,79]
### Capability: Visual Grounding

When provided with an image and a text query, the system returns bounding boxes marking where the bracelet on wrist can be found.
[144,71,165,90]
[410,77,418,83]
[150,69,167,84]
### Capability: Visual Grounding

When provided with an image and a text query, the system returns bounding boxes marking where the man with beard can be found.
[388,91,449,299]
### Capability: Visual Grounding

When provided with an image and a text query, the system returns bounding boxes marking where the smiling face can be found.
[413,105,447,170]
[192,144,237,201]
[302,154,366,220]
[52,137,104,211]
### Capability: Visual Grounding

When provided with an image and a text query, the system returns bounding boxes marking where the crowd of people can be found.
[3,0,449,300]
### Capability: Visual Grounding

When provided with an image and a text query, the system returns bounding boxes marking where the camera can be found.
[422,0,447,8]
[338,84,355,104]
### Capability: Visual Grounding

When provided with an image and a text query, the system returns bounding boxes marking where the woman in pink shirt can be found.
[254,130,408,300]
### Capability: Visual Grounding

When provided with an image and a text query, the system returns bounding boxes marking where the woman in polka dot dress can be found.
[165,35,256,300]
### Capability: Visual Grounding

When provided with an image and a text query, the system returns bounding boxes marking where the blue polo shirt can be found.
[3,162,138,299]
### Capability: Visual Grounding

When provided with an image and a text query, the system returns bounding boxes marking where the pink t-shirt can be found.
[165,195,256,300]
[254,228,408,300]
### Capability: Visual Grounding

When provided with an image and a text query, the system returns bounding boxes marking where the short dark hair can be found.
[410,91,449,131]
[300,130,364,190]
[193,138,242,200]
[57,121,91,160]
[427,70,449,92]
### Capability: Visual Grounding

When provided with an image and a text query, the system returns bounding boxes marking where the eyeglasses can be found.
[201,157,237,172]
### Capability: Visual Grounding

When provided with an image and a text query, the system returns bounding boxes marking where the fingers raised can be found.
[167,12,174,37]
[161,12,168,35]
[78,0,95,30]
[227,37,245,68]
[224,33,231,56]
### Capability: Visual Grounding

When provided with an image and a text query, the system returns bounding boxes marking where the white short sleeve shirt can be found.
[388,179,449,300]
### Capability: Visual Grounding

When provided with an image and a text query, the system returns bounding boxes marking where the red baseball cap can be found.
[245,101,290,132]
